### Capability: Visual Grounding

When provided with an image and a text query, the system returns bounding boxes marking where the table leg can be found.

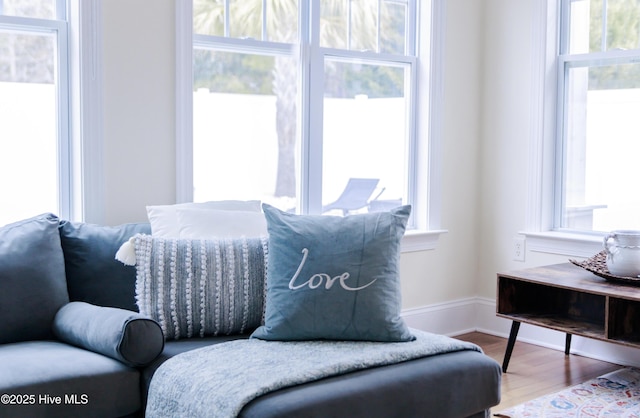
[565,333,572,355]
[502,321,521,373]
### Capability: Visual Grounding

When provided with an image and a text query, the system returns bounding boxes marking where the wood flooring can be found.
[456,332,622,411]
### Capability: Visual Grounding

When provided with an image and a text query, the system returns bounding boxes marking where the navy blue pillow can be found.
[0,214,69,343]
[59,221,151,311]
[251,204,414,342]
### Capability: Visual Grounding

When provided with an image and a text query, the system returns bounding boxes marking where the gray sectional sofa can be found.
[0,213,501,417]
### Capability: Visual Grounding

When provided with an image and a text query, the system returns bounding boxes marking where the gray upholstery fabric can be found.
[240,350,501,418]
[0,341,141,418]
[145,329,482,418]
[53,302,164,367]
[0,213,69,344]
[59,220,151,311]
[141,335,501,417]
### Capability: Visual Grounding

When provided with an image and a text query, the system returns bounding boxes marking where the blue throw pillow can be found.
[251,204,414,342]
[59,220,151,311]
[0,214,69,344]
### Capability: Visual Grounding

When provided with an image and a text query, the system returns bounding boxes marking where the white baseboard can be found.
[402,297,640,367]
[401,297,480,337]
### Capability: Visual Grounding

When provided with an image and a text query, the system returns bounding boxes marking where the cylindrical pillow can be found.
[53,301,164,367]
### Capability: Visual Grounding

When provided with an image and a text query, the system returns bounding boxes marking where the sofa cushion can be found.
[130,234,268,339]
[147,200,262,237]
[0,213,69,344]
[251,204,414,342]
[176,208,267,238]
[53,302,164,367]
[0,341,141,418]
[59,220,151,311]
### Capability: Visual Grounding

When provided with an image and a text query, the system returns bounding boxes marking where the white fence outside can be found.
[2,83,640,231]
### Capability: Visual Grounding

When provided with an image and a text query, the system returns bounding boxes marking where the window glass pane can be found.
[266,0,298,43]
[562,62,640,231]
[193,0,225,36]
[193,0,298,42]
[193,49,298,211]
[0,0,54,19]
[228,0,262,39]
[320,0,406,53]
[380,1,406,54]
[0,30,58,226]
[322,59,407,215]
[320,0,346,50]
[605,0,640,51]
[569,0,640,54]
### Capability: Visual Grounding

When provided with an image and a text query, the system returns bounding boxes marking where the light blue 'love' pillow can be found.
[251,204,414,342]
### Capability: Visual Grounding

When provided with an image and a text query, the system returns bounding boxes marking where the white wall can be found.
[102,0,176,224]
[400,0,485,309]
[477,0,575,299]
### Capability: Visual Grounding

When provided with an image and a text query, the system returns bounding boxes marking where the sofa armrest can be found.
[53,301,164,367]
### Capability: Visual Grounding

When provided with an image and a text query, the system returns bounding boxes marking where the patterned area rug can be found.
[494,367,640,417]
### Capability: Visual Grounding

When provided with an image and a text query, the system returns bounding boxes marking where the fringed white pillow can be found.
[117,234,268,340]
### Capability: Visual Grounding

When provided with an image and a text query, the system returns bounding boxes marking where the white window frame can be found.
[175,0,447,252]
[69,0,104,224]
[0,3,70,217]
[0,0,103,223]
[523,0,623,257]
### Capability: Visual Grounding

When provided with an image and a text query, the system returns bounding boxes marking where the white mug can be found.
[603,230,640,277]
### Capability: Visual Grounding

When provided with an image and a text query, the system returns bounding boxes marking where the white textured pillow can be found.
[146,200,261,237]
[131,234,268,339]
[177,209,267,238]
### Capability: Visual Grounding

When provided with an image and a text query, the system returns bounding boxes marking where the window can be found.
[183,0,427,227]
[557,0,640,233]
[0,0,70,226]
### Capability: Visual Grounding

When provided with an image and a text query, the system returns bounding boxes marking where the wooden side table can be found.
[496,263,640,372]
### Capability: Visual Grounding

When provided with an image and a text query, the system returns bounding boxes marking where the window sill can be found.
[521,230,604,258]
[401,229,448,253]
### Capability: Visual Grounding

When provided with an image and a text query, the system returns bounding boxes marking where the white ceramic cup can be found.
[604,230,640,277]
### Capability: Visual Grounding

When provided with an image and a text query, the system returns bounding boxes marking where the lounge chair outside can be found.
[322,178,383,216]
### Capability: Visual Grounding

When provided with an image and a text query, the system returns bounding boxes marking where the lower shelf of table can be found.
[499,313,604,338]
[498,313,640,349]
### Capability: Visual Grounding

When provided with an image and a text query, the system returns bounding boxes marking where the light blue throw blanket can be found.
[145,329,482,418]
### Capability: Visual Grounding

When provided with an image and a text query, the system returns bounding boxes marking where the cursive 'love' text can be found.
[288,248,377,291]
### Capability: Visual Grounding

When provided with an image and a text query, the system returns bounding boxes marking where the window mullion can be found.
[57,20,71,219]
[193,34,292,55]
[224,0,230,37]
[305,16,324,215]
[376,0,381,53]
[262,0,267,41]
[554,55,569,231]
[0,15,64,31]
[404,59,417,228]
[559,0,570,55]
[601,0,607,52]
[406,0,417,55]
[55,0,66,20]
[306,54,325,215]
[561,49,640,67]
[321,48,414,66]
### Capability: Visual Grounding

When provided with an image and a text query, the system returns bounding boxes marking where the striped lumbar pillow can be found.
[123,234,268,340]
